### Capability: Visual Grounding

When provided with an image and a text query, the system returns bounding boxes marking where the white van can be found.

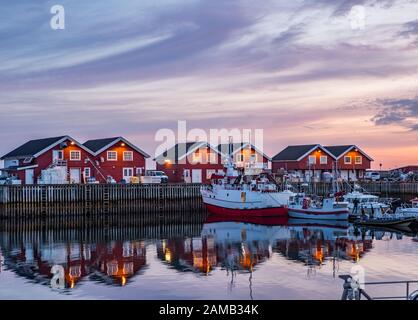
[364,171,380,181]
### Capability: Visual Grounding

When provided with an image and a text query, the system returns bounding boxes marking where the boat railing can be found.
[340,275,418,300]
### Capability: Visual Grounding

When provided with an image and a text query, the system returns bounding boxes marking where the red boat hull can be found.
[205,203,288,218]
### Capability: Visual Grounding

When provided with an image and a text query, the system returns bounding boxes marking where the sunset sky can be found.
[0,0,418,169]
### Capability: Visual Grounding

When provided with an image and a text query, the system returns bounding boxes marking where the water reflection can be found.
[3,239,146,288]
[0,213,417,296]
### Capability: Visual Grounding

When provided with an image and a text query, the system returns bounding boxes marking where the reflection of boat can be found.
[288,194,349,220]
[205,213,288,226]
[356,225,416,238]
[201,221,291,243]
[288,218,349,230]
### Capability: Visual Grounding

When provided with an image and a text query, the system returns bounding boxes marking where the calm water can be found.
[1,212,418,300]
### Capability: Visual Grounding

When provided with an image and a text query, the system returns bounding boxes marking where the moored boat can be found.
[395,198,418,221]
[200,150,295,218]
[344,191,390,218]
[287,194,349,221]
[355,215,416,228]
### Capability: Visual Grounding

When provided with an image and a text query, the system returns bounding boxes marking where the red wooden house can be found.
[83,137,150,183]
[324,145,373,181]
[155,142,225,183]
[272,144,335,181]
[0,136,94,184]
[217,143,271,170]
[1,136,150,184]
[272,144,372,181]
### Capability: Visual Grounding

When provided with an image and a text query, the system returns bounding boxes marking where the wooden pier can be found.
[0,182,417,211]
[0,183,201,204]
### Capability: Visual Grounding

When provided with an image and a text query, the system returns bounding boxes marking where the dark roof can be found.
[1,136,66,159]
[324,145,353,158]
[217,143,271,160]
[83,137,150,158]
[217,143,249,154]
[272,144,319,161]
[154,142,209,161]
[83,137,120,153]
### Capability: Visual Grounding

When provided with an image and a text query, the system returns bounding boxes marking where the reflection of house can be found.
[157,235,271,275]
[90,241,146,286]
[274,229,373,265]
[1,240,146,288]
[155,142,225,184]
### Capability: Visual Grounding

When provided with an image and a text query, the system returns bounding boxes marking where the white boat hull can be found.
[288,208,349,220]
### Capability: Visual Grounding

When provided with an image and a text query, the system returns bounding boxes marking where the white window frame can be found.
[308,156,316,165]
[53,150,64,161]
[107,151,118,161]
[206,169,216,180]
[320,156,328,165]
[123,167,134,178]
[237,154,244,162]
[344,156,352,164]
[84,167,91,178]
[70,150,81,161]
[123,151,133,161]
[208,152,217,164]
[355,156,362,165]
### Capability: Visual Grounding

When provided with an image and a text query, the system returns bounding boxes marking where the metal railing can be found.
[340,275,418,300]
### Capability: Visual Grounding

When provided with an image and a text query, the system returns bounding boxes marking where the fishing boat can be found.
[287,193,349,220]
[344,190,390,218]
[355,214,416,228]
[200,147,295,218]
[395,198,418,220]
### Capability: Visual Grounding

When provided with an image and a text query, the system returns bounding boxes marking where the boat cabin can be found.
[344,192,379,204]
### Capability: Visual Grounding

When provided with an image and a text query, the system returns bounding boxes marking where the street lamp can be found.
[379,163,383,193]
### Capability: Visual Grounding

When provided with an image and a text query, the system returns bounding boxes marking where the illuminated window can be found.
[70,150,81,161]
[308,156,316,165]
[320,156,328,164]
[344,156,352,164]
[192,151,201,163]
[123,151,133,161]
[107,151,117,161]
[355,156,362,164]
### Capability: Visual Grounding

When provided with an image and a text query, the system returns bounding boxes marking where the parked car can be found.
[146,170,169,183]
[364,171,380,181]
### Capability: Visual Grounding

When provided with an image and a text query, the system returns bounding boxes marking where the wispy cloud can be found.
[373,97,418,130]
[1,0,418,168]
